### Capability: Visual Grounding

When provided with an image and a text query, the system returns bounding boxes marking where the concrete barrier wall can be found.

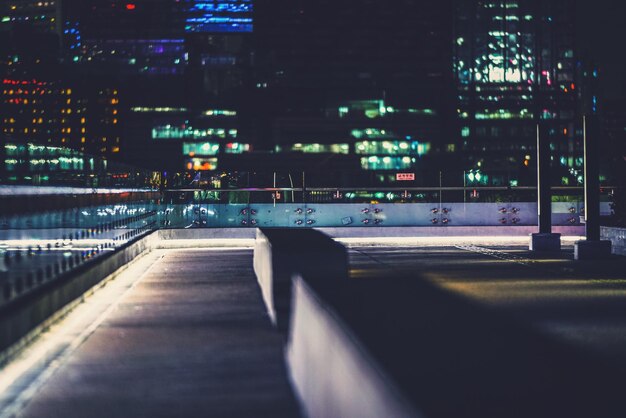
[318,225,584,238]
[286,270,626,417]
[158,228,255,248]
[158,225,584,241]
[286,275,422,418]
[253,228,348,331]
[158,228,256,240]
[601,226,626,256]
[0,231,158,357]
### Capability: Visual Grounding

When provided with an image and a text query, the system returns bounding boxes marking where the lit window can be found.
[286,143,349,154]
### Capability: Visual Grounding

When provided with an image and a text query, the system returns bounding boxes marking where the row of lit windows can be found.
[1,16,55,24]
[4,89,54,95]
[5,143,82,157]
[273,141,431,156]
[131,107,187,113]
[8,2,55,10]
[183,142,251,156]
[4,158,84,172]
[186,157,218,171]
[336,101,437,120]
[153,126,238,140]
[180,146,427,172]
[356,141,430,156]
[3,117,88,124]
[360,156,416,171]
[278,143,350,154]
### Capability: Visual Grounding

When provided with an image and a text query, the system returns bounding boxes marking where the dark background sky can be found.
[576,0,626,100]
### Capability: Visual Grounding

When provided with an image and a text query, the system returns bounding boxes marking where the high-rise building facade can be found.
[1,77,121,156]
[53,0,254,168]
[1,0,64,71]
[252,0,455,182]
[454,0,585,186]
[1,0,60,35]
[602,98,626,183]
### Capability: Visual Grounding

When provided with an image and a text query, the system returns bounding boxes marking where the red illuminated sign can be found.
[396,173,415,181]
[126,3,136,10]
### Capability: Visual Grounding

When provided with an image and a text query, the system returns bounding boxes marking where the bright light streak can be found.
[336,236,585,248]
[0,239,117,250]
[158,239,254,249]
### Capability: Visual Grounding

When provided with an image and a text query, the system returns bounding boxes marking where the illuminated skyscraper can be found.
[1,78,122,156]
[0,0,60,34]
[0,0,64,70]
[454,0,583,186]
[70,0,186,74]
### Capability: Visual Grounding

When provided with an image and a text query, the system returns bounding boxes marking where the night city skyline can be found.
[2,2,626,417]
[1,0,624,193]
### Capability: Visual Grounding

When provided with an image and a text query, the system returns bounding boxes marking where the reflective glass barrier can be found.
[160,187,609,228]
[0,184,617,309]
[0,196,160,308]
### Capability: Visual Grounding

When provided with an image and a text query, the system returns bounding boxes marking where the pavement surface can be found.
[350,244,626,369]
[7,249,300,418]
[3,241,626,417]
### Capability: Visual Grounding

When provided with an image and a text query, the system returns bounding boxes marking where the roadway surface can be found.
[350,243,626,369]
[2,241,626,417]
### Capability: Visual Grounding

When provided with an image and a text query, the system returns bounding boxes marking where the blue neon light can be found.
[186,1,253,33]
[190,3,252,13]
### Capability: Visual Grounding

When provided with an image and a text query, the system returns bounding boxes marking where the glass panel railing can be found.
[0,198,160,307]
[0,153,619,308]
[1,140,160,307]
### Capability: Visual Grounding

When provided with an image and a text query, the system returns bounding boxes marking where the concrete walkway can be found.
[14,249,300,418]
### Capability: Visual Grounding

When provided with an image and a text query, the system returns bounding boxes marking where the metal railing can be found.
[0,179,618,309]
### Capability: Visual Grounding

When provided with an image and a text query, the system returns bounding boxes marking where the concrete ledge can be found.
[157,238,254,248]
[318,225,584,238]
[158,228,256,240]
[287,275,421,418]
[529,233,561,251]
[0,231,158,357]
[157,226,585,241]
[574,240,613,260]
[253,228,347,331]
[287,271,625,418]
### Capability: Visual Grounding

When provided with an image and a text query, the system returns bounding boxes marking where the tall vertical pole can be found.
[302,171,306,204]
[574,114,611,258]
[531,123,560,251]
[584,115,600,241]
[463,171,466,205]
[537,123,552,234]
[439,171,443,210]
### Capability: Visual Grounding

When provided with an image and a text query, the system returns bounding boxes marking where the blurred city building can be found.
[0,0,610,187]
[453,0,595,186]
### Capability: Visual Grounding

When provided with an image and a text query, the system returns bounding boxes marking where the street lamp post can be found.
[574,115,612,259]
[530,123,561,251]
